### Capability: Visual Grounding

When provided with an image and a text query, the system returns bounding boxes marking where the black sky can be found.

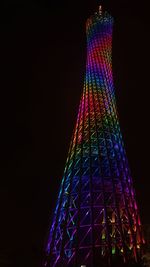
[0,1,150,266]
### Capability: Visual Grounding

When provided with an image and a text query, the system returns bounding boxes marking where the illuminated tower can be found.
[43,6,144,267]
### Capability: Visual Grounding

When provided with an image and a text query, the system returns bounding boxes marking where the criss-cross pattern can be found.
[43,9,144,267]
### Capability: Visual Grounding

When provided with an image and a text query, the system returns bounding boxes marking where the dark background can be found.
[0,0,149,266]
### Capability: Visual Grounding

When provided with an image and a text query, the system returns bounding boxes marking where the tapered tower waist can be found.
[86,11,113,70]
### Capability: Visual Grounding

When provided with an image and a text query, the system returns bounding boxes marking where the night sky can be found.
[0,1,150,266]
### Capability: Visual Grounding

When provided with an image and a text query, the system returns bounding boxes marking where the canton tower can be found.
[43,6,144,267]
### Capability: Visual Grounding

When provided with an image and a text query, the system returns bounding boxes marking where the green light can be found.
[102,233,105,240]
[112,247,115,255]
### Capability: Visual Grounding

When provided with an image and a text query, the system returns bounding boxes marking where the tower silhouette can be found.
[43,6,144,267]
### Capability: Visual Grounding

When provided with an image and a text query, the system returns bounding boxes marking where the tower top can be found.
[99,5,102,15]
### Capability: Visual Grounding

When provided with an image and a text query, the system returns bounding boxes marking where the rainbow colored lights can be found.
[43,8,144,267]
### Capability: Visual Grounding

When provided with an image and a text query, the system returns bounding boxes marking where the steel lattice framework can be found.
[43,7,144,267]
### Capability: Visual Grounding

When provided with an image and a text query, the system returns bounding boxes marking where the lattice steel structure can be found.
[43,6,144,267]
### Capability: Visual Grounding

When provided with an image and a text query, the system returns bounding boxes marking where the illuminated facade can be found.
[43,6,144,267]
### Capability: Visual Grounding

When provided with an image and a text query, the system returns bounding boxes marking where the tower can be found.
[43,6,144,267]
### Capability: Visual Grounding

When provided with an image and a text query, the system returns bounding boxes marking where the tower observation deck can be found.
[43,6,144,267]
